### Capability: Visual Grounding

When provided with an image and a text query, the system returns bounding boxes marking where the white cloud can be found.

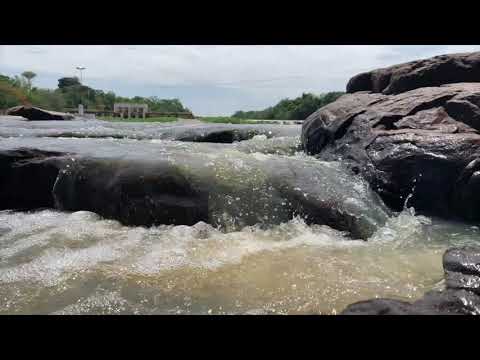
[1,45,480,115]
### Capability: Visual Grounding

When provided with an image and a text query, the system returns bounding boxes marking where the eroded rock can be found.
[302,83,480,221]
[6,106,75,121]
[346,52,480,95]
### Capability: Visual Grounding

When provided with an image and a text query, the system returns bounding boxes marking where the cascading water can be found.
[1,119,479,314]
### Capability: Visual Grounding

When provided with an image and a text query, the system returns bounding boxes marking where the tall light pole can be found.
[76,66,86,83]
[76,67,86,114]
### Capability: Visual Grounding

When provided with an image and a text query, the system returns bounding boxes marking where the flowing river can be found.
[1,118,479,314]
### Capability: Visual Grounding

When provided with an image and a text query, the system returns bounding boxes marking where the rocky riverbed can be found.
[2,51,480,315]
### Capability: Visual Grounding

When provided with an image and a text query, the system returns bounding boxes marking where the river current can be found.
[0,119,478,314]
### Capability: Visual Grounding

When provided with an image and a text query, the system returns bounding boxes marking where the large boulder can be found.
[50,154,389,238]
[347,52,480,95]
[0,144,390,239]
[6,106,75,121]
[302,82,480,221]
[52,157,211,227]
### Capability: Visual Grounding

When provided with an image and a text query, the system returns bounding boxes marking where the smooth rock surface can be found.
[0,140,390,239]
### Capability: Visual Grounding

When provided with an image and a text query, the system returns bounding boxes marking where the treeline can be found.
[232,92,345,120]
[0,72,190,113]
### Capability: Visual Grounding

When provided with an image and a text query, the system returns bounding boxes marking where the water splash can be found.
[0,208,471,314]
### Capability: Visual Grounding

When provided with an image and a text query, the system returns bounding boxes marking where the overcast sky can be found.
[1,45,480,116]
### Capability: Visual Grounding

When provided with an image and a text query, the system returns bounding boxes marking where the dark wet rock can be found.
[341,298,414,315]
[347,52,480,95]
[443,247,480,294]
[50,154,388,238]
[164,124,297,144]
[52,157,210,227]
[0,148,65,210]
[6,106,75,121]
[342,289,480,315]
[0,142,389,239]
[302,83,480,221]
[412,289,480,315]
[342,246,480,315]
[176,128,262,143]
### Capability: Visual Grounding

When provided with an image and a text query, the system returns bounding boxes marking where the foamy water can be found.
[1,208,477,314]
[1,120,478,314]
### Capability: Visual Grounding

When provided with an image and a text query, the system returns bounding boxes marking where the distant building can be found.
[113,103,148,119]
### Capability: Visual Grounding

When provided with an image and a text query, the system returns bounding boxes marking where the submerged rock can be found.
[443,247,480,294]
[0,144,390,239]
[0,118,300,143]
[52,157,210,227]
[341,246,480,315]
[0,149,64,210]
[6,106,75,121]
[342,289,480,315]
[340,298,415,315]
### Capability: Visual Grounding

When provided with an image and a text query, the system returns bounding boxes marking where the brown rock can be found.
[302,83,480,221]
[6,105,75,121]
[347,52,480,95]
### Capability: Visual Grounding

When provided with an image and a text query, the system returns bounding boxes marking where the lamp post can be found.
[76,66,87,114]
[76,66,86,83]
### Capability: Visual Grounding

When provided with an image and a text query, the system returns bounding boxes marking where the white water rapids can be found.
[1,119,479,314]
[1,207,478,314]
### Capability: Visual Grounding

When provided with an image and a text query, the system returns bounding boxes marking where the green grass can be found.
[98,115,178,123]
[199,117,279,125]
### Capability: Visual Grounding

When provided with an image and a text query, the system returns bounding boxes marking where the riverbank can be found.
[97,115,302,125]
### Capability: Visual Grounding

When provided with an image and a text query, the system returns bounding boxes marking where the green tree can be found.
[0,74,30,108]
[29,88,66,111]
[232,92,344,120]
[58,77,81,90]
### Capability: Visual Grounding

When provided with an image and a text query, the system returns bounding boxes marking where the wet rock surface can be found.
[0,140,389,239]
[444,247,480,294]
[1,117,389,239]
[6,106,75,121]
[302,56,480,223]
[341,246,480,315]
[0,149,65,210]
